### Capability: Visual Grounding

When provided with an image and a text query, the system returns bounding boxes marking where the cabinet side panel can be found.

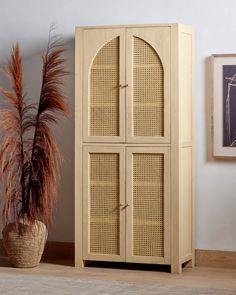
[179,26,194,263]
[179,147,192,258]
[75,28,84,267]
[179,31,193,145]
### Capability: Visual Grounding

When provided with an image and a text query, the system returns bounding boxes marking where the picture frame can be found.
[212,54,236,158]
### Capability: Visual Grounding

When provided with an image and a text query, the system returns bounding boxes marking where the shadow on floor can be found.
[0,256,13,267]
[0,255,74,268]
[42,258,74,267]
[84,261,171,273]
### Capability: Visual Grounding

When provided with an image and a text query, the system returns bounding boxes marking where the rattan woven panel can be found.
[90,37,120,137]
[133,153,164,257]
[133,37,164,137]
[90,153,120,255]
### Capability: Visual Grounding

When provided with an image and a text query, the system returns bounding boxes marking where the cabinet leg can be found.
[75,259,85,268]
[171,263,182,273]
[184,258,195,268]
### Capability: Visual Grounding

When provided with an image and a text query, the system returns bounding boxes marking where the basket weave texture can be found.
[2,220,48,268]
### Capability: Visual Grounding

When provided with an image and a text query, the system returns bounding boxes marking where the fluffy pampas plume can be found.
[0,31,69,230]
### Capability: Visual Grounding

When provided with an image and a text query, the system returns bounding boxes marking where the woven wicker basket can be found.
[2,220,48,268]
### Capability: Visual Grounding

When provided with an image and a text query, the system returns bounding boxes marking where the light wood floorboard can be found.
[0,257,236,291]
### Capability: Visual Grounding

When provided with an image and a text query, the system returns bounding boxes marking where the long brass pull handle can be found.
[119,84,128,89]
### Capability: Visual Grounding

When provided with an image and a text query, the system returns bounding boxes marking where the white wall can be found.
[0,0,236,251]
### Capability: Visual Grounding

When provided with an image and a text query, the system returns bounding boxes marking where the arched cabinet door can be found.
[83,29,126,142]
[126,27,171,143]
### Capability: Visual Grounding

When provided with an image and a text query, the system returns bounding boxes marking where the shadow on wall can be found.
[205,56,213,162]
[0,37,75,243]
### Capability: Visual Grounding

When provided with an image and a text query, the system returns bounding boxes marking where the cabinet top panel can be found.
[75,23,193,30]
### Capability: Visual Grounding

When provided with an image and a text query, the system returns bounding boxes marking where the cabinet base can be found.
[75,259,194,273]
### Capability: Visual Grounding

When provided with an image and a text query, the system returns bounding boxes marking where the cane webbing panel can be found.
[90,37,120,136]
[90,153,120,255]
[133,153,164,257]
[133,37,164,137]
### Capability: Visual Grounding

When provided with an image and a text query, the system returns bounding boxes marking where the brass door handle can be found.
[119,84,128,89]
[120,203,130,209]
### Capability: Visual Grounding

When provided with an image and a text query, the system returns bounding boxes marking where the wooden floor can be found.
[0,257,236,291]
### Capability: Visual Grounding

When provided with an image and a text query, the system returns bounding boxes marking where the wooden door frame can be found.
[125,146,171,264]
[82,145,126,262]
[83,28,126,143]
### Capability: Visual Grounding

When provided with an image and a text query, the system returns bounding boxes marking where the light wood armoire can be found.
[75,24,194,273]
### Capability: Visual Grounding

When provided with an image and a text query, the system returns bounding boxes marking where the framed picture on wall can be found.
[212,54,236,157]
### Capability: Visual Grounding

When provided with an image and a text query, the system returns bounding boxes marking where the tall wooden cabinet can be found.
[75,24,194,273]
